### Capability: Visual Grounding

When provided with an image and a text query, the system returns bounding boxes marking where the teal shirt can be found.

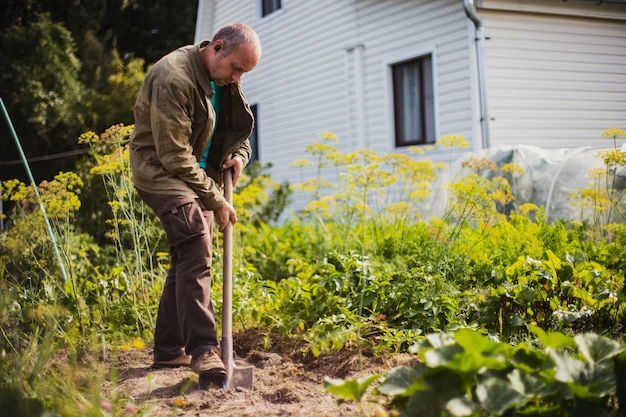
[199,81,223,169]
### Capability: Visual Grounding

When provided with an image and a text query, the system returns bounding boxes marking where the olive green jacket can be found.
[129,41,253,210]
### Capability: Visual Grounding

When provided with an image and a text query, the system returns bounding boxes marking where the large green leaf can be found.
[476,377,528,415]
[323,373,381,402]
[510,344,550,373]
[575,333,625,364]
[425,332,457,349]
[401,390,444,417]
[422,344,464,368]
[425,345,508,374]
[508,368,558,398]
[376,366,424,397]
[422,368,468,400]
[528,324,576,350]
[550,350,616,398]
[454,329,507,356]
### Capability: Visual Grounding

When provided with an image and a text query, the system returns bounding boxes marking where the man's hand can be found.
[222,155,244,186]
[214,201,237,232]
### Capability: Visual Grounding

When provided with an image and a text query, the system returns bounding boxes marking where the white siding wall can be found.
[480,9,626,148]
[196,0,475,188]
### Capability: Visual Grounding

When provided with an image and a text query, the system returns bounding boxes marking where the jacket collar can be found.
[192,41,214,96]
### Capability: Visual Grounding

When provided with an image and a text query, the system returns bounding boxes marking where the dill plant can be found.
[279,129,625,359]
[283,133,469,356]
[78,124,166,334]
[570,128,626,229]
[0,171,141,416]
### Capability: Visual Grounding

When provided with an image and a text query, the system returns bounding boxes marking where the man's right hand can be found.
[215,201,237,232]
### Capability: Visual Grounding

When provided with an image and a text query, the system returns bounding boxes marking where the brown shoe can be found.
[152,354,192,368]
[191,350,226,375]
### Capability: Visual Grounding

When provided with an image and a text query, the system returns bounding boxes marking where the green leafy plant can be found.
[326,328,626,416]
[2,126,626,415]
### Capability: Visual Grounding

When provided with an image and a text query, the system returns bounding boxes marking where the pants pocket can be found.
[158,198,208,247]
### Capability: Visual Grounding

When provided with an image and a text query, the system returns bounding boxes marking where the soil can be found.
[106,328,417,416]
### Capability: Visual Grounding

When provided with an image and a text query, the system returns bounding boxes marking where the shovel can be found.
[199,168,254,390]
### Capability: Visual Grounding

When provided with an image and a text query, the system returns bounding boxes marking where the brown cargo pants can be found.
[136,188,218,362]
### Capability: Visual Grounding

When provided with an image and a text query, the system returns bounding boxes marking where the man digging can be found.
[129,23,261,379]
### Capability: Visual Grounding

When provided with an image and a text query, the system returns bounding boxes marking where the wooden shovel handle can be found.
[222,168,234,375]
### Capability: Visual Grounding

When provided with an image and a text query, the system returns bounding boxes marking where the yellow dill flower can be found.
[501,163,525,174]
[77,131,99,145]
[384,201,413,217]
[492,188,515,206]
[353,202,375,215]
[302,178,333,193]
[0,179,28,201]
[36,172,84,218]
[108,200,123,213]
[305,142,338,157]
[407,146,425,155]
[304,199,330,214]
[325,151,349,165]
[462,156,497,172]
[55,171,84,192]
[606,223,626,236]
[587,167,606,180]
[288,159,313,168]
[352,148,382,162]
[598,149,626,167]
[436,134,469,148]
[601,128,626,138]
[317,131,339,142]
[410,189,432,201]
[131,339,145,350]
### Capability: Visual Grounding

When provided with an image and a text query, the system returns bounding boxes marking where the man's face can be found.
[210,42,259,86]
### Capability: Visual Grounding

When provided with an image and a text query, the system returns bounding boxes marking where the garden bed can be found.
[106,328,417,416]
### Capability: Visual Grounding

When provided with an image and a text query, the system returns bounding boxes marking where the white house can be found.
[195,0,626,190]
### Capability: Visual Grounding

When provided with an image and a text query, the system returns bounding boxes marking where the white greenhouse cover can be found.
[431,145,626,223]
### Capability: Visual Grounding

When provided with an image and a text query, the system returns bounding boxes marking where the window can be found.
[261,0,281,17]
[249,104,259,163]
[392,55,435,147]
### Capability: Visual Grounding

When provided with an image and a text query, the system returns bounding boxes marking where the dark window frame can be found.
[261,0,282,17]
[392,54,435,147]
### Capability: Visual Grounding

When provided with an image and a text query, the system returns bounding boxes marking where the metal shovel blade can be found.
[221,336,254,390]
[199,168,254,390]
[228,366,254,389]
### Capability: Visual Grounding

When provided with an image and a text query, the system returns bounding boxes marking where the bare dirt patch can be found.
[106,328,417,416]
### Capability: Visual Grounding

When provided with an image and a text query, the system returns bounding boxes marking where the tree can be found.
[112,0,199,63]
[0,0,198,183]
[0,14,86,182]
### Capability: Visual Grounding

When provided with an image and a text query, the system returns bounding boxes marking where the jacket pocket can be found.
[131,143,161,166]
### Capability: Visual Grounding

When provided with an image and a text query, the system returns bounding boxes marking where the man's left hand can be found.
[222,156,244,186]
